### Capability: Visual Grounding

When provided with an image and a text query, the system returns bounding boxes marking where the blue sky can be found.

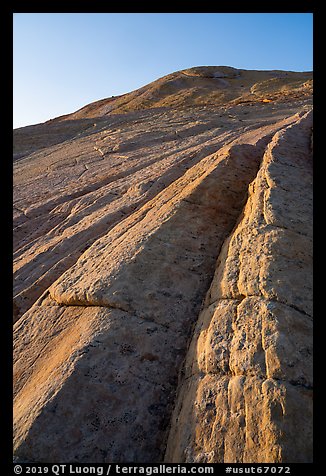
[13,13,313,129]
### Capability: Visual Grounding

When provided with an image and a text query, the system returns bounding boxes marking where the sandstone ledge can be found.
[165,112,313,463]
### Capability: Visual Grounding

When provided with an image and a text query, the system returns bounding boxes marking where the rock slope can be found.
[13,66,313,463]
[165,111,313,463]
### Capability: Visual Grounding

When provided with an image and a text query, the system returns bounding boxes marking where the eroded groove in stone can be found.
[164,111,313,464]
[13,110,246,322]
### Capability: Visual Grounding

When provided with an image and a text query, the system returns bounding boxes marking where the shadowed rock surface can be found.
[13,66,313,463]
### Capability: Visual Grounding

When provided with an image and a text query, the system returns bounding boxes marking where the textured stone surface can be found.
[165,112,313,463]
[14,305,189,462]
[13,66,313,463]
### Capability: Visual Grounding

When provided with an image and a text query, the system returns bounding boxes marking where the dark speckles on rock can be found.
[119,343,135,355]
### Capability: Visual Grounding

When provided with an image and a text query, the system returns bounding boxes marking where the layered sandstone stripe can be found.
[164,111,312,463]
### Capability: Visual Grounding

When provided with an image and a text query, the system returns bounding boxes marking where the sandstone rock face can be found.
[165,111,313,463]
[13,66,313,463]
